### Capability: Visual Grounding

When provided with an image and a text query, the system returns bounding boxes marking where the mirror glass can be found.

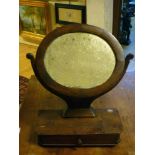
[44,33,116,89]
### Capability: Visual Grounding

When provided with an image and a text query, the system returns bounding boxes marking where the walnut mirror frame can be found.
[27,24,133,117]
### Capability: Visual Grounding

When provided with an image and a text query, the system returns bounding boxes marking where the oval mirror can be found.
[44,33,116,89]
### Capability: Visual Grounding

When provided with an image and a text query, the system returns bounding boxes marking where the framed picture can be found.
[19,0,52,44]
[55,3,86,25]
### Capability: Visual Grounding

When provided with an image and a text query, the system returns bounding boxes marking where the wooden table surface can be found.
[20,72,135,155]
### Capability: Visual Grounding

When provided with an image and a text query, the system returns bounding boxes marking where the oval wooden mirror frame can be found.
[27,24,133,116]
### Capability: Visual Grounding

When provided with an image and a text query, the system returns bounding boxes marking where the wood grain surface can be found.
[19,71,135,155]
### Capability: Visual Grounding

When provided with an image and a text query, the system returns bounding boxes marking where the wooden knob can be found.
[77,138,83,146]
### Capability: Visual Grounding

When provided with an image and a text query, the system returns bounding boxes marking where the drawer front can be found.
[38,134,120,146]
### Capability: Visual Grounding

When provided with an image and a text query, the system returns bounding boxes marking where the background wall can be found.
[86,0,113,33]
[50,0,113,33]
[20,0,114,45]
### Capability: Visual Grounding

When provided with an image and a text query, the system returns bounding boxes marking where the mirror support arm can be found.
[123,53,134,75]
[26,53,38,77]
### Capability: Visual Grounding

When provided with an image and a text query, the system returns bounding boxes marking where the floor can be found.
[19,18,135,78]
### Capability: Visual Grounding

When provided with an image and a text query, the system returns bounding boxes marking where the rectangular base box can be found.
[35,108,123,147]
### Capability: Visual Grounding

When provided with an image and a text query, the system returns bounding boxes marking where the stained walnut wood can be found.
[20,72,134,155]
[36,108,122,146]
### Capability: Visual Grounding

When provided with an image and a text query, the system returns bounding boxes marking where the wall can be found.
[50,0,113,32]
[86,0,113,33]
[20,0,114,45]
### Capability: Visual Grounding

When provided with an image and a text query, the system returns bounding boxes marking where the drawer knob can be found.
[77,138,83,146]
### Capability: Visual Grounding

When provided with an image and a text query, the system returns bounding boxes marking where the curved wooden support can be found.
[26,53,36,74]
[124,53,134,75]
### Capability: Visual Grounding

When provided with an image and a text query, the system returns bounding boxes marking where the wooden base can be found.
[62,107,96,118]
[35,108,123,146]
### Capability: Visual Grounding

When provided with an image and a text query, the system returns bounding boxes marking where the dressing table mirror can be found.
[27,24,133,146]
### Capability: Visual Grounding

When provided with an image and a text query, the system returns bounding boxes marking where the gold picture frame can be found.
[19,0,52,44]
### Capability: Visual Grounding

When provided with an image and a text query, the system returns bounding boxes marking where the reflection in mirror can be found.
[44,33,116,88]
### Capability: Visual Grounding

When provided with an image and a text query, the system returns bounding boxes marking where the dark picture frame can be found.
[55,3,86,25]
